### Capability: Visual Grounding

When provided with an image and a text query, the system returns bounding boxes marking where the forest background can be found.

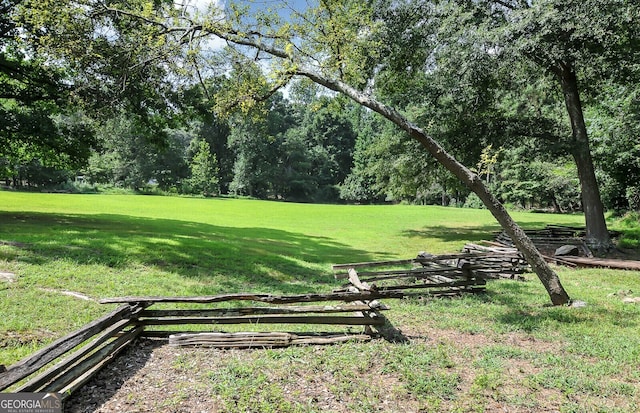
[2,0,639,215]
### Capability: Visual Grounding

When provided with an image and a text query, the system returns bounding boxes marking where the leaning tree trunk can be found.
[300,69,571,305]
[189,29,571,306]
[557,64,611,251]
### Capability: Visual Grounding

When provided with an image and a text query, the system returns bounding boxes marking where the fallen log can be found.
[556,256,640,270]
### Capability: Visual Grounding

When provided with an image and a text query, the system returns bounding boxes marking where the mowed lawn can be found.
[1,192,639,412]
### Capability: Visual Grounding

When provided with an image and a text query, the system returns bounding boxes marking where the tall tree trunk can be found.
[557,64,611,250]
[301,69,571,305]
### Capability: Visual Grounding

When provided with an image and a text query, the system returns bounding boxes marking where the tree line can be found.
[2,71,637,215]
[2,0,640,303]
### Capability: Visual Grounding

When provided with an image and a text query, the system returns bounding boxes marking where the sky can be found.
[187,0,314,19]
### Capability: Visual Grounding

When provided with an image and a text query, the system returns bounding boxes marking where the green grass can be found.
[1,191,639,412]
[613,212,640,248]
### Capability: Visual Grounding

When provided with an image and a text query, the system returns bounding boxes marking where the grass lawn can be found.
[1,191,639,412]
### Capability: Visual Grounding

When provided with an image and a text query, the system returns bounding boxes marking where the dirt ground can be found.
[63,325,577,413]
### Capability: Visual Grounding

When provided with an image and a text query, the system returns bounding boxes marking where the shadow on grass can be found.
[401,224,501,245]
[0,212,381,294]
[480,282,639,333]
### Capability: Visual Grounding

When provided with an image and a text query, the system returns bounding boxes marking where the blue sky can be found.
[189,0,314,18]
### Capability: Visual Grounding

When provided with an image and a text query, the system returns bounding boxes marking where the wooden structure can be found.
[0,290,398,398]
[0,248,550,398]
[493,225,640,270]
[332,251,496,297]
[495,225,594,257]
[0,303,147,397]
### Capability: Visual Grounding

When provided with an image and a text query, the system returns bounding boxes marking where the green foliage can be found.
[185,139,219,196]
[494,146,581,212]
[462,193,486,210]
[225,89,358,202]
[587,85,640,211]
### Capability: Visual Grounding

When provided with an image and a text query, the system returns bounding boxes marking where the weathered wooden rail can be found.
[494,225,594,257]
[493,225,640,270]
[1,249,528,398]
[332,252,503,296]
[0,290,398,397]
[0,303,147,396]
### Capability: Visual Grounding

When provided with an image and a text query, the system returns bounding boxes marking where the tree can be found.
[370,0,640,248]
[187,139,219,196]
[586,85,640,212]
[87,114,164,189]
[180,81,234,193]
[495,146,581,212]
[227,90,291,199]
[458,0,640,249]
[284,95,358,202]
[1,1,97,172]
[73,0,570,304]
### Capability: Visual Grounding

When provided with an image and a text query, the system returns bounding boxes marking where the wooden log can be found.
[16,318,133,392]
[555,256,640,270]
[336,272,466,291]
[348,268,372,291]
[56,326,144,400]
[413,252,497,264]
[332,252,494,273]
[100,290,404,305]
[542,254,579,268]
[333,278,487,294]
[290,333,372,345]
[0,304,144,391]
[168,332,372,348]
[170,332,291,347]
[137,314,385,326]
[463,242,522,254]
[336,266,466,281]
[139,303,382,318]
[142,330,381,339]
[332,259,414,270]
[375,278,486,293]
[343,270,379,334]
[407,286,486,297]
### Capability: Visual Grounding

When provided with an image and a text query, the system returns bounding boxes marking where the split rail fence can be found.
[1,249,528,399]
[0,290,401,398]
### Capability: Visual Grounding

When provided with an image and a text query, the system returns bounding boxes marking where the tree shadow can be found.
[401,224,501,245]
[63,337,162,413]
[480,282,639,333]
[0,211,379,295]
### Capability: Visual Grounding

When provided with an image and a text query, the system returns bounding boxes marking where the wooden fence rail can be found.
[2,249,514,398]
[1,290,396,397]
[0,303,146,393]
